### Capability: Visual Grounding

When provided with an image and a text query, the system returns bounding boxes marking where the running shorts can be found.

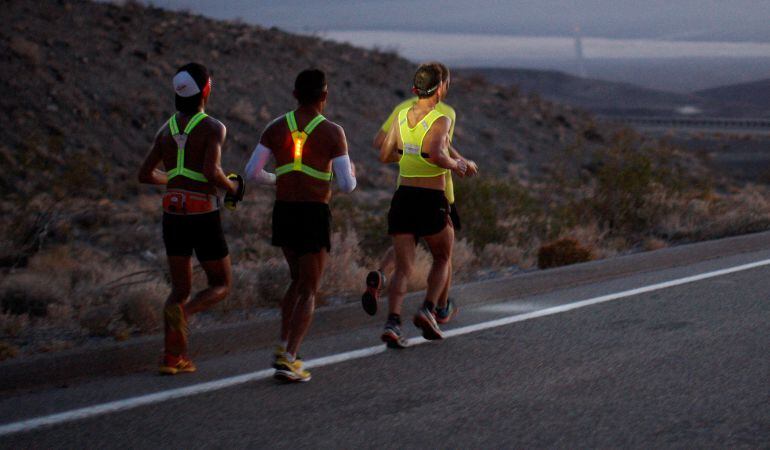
[272,201,332,256]
[388,186,450,237]
[162,210,229,261]
[449,202,461,231]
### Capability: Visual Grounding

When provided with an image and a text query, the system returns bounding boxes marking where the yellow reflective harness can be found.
[275,111,332,181]
[397,108,448,178]
[167,112,209,183]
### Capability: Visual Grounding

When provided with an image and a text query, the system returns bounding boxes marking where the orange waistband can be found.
[162,189,219,215]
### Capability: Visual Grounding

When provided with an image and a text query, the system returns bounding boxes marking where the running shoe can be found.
[381,321,408,349]
[434,299,459,325]
[272,344,286,369]
[413,306,443,340]
[159,354,197,375]
[273,355,311,382]
[361,270,385,316]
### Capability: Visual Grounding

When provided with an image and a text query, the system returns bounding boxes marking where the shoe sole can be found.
[362,272,382,316]
[361,291,377,316]
[273,370,311,382]
[413,313,443,340]
[158,365,196,375]
[435,306,459,325]
[381,331,408,349]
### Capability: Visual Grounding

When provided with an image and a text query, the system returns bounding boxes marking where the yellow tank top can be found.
[397,108,448,178]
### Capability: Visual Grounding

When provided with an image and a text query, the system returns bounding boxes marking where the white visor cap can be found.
[173,71,201,97]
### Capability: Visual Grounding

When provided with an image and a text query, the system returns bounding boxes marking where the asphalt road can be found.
[1,249,768,449]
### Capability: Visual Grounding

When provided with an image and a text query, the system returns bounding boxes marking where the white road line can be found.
[2,258,769,437]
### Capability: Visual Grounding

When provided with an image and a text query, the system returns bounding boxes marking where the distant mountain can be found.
[460,67,770,118]
[696,78,770,113]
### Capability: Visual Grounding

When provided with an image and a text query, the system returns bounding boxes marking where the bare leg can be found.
[437,259,452,309]
[285,249,328,357]
[422,224,454,306]
[387,234,416,316]
[185,256,232,315]
[164,256,193,357]
[280,248,301,344]
[379,246,397,281]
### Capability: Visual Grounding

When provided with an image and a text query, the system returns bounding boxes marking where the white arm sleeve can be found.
[332,154,356,193]
[244,143,276,185]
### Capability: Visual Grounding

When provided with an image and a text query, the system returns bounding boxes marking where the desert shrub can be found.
[406,244,432,292]
[0,312,29,338]
[455,176,541,250]
[321,230,368,297]
[79,305,119,337]
[0,341,19,361]
[0,273,65,317]
[451,238,477,282]
[537,237,593,269]
[588,130,711,237]
[118,285,165,333]
[225,259,289,312]
[246,258,290,307]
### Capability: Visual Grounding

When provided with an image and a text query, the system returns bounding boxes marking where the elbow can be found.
[203,168,218,181]
[340,178,357,193]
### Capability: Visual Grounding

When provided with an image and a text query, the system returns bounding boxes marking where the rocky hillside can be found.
[0,0,609,202]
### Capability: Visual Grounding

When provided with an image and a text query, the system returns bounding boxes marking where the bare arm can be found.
[372,129,387,150]
[425,117,466,176]
[448,144,478,176]
[202,122,238,195]
[137,127,168,185]
[379,122,401,163]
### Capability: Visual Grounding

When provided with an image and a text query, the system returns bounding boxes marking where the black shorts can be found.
[388,186,450,237]
[272,201,331,256]
[162,211,229,261]
[449,203,461,231]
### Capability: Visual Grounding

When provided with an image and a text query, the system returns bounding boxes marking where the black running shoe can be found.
[413,306,443,340]
[361,270,385,316]
[381,321,408,349]
[434,299,459,325]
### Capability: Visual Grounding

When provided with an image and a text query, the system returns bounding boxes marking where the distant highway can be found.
[601,116,770,134]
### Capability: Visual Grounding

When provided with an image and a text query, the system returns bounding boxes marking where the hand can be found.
[452,158,467,177]
[464,159,478,177]
[224,173,245,210]
[350,161,356,178]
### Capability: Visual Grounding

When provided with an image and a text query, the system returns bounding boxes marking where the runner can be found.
[379,63,468,348]
[138,62,244,375]
[363,62,478,323]
[245,68,356,382]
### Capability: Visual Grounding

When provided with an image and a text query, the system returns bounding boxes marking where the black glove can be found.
[224,173,245,210]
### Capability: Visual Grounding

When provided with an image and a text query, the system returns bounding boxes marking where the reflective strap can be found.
[184,112,208,134]
[166,112,209,182]
[179,168,208,182]
[275,163,332,181]
[168,115,180,135]
[285,111,325,135]
[304,115,325,134]
[286,112,298,132]
[279,111,330,181]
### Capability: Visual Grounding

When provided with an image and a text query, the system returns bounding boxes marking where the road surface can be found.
[0,246,768,448]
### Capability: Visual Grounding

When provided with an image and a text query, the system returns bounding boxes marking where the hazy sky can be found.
[143,0,770,42]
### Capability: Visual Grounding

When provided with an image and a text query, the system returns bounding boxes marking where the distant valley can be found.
[460,67,770,118]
